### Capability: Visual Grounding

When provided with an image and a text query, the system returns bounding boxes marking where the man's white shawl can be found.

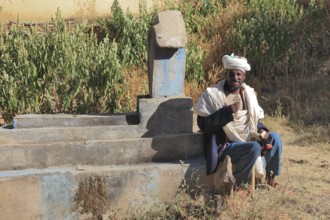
[195,80,265,177]
[196,80,264,140]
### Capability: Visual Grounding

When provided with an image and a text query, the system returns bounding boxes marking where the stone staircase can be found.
[0,97,206,219]
[0,114,203,171]
[0,10,210,219]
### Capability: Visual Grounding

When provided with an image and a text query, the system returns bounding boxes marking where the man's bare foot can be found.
[234,184,251,198]
[267,175,282,189]
[236,188,249,198]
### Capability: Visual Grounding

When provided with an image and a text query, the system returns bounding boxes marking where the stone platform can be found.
[0,99,207,219]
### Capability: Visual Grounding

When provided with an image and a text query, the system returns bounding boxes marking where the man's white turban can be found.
[222,54,251,73]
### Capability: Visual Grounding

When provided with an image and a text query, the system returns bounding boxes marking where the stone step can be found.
[0,133,203,171]
[0,163,192,219]
[14,113,140,128]
[0,125,148,144]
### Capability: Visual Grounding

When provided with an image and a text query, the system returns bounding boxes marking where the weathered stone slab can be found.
[148,10,187,98]
[0,125,147,144]
[148,46,186,97]
[138,96,193,136]
[0,163,189,219]
[0,175,41,220]
[153,10,187,48]
[184,157,214,193]
[0,133,203,171]
[14,113,139,128]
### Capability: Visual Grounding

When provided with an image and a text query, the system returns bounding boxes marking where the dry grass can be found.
[258,64,330,127]
[121,66,149,112]
[280,144,330,219]
[130,71,330,219]
[118,3,330,217]
[110,115,329,220]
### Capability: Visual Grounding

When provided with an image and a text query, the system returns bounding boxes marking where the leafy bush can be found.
[0,11,125,121]
[97,0,155,68]
[224,0,304,78]
[0,0,328,124]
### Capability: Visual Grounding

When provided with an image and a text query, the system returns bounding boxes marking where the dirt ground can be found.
[236,116,330,220]
[277,142,330,219]
[190,116,330,220]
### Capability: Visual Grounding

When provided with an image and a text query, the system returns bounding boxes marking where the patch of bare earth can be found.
[184,115,329,220]
[74,175,110,220]
[279,142,330,219]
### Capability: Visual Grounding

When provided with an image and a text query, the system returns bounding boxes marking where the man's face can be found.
[226,69,246,90]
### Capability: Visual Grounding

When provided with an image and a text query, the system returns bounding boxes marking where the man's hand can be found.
[259,129,270,140]
[230,102,240,113]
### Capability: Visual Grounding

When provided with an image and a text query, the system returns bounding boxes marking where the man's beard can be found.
[224,80,242,93]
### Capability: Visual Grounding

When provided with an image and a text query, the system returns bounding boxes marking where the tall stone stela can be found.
[139,10,192,136]
[148,10,187,98]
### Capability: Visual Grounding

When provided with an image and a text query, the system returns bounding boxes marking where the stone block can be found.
[153,10,187,48]
[0,176,41,220]
[0,163,190,218]
[0,133,203,171]
[138,96,193,136]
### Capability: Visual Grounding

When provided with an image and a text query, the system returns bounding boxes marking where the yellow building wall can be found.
[0,0,154,22]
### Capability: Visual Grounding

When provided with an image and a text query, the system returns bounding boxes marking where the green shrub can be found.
[0,0,328,124]
[97,0,155,68]
[224,0,304,78]
[0,11,125,121]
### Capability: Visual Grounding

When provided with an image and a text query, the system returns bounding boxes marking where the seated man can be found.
[195,54,282,189]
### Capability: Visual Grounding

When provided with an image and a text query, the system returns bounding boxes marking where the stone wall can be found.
[0,0,155,22]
